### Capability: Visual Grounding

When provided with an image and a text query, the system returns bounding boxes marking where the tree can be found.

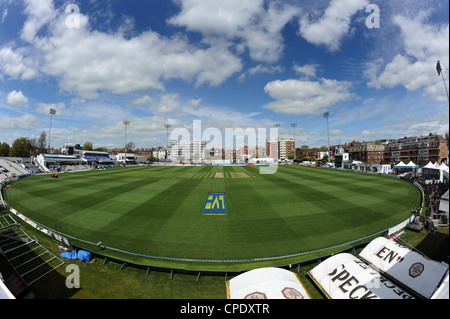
[0,142,10,156]
[37,131,47,154]
[11,137,33,157]
[125,141,135,153]
[83,142,93,151]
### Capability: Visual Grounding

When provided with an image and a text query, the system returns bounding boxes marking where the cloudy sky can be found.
[0,0,448,151]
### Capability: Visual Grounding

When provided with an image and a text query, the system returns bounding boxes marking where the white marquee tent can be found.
[393,161,407,168]
[308,253,415,299]
[422,161,449,182]
[226,267,311,299]
[0,278,14,299]
[359,237,449,299]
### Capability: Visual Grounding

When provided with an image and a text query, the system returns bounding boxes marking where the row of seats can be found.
[0,159,30,182]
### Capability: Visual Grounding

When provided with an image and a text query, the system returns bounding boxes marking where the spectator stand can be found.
[0,214,65,298]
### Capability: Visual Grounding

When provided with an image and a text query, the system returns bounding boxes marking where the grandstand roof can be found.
[82,150,111,155]
[41,153,78,159]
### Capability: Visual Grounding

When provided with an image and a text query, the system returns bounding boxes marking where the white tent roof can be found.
[424,161,435,168]
[359,237,449,299]
[308,253,415,299]
[406,161,418,167]
[439,162,449,172]
[0,279,15,299]
[394,161,407,167]
[439,190,449,214]
[227,267,311,299]
[431,271,449,299]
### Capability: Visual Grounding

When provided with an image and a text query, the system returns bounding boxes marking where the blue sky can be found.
[0,0,448,151]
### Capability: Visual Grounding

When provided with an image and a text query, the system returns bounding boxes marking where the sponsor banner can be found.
[308,253,415,299]
[227,267,311,299]
[359,237,449,299]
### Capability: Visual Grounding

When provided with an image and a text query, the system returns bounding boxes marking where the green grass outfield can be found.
[7,165,420,266]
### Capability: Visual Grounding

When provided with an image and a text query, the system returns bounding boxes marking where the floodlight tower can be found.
[273,123,280,161]
[324,112,330,159]
[436,60,449,102]
[123,121,130,153]
[48,108,56,153]
[291,123,297,160]
[164,124,172,160]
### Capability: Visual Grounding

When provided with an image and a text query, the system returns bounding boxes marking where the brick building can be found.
[384,133,448,166]
[347,141,385,163]
[267,138,295,160]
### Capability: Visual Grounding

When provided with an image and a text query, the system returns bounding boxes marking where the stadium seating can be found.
[0,159,30,182]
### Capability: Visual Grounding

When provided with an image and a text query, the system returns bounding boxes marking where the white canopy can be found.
[431,271,449,299]
[0,279,15,299]
[394,161,407,167]
[424,161,435,168]
[439,190,449,214]
[226,267,311,299]
[308,253,415,299]
[359,237,449,299]
[405,161,419,168]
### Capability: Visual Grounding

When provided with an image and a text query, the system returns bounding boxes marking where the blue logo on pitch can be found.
[203,193,226,215]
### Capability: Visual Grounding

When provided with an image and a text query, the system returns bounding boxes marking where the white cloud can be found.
[0,47,38,80]
[3,1,243,99]
[41,21,242,98]
[1,8,7,23]
[238,63,283,81]
[6,90,28,106]
[131,95,153,105]
[151,94,181,114]
[376,54,437,91]
[21,0,56,43]
[36,102,65,115]
[393,11,449,62]
[388,110,449,137]
[263,78,354,115]
[0,113,42,132]
[293,63,319,78]
[298,0,369,51]
[168,0,301,63]
[365,10,449,101]
[187,98,201,109]
[72,116,183,149]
